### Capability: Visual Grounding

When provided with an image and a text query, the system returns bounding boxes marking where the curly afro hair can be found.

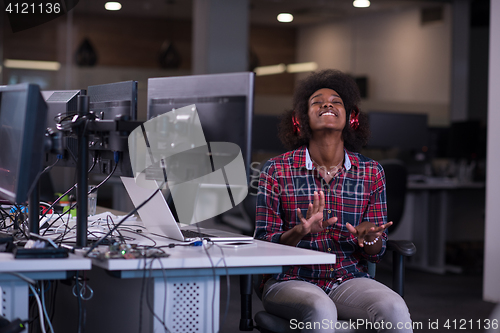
[278,69,370,152]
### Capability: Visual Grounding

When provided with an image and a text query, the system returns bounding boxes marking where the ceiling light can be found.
[287,62,318,73]
[105,2,122,11]
[353,0,370,8]
[3,59,61,71]
[254,64,286,76]
[277,13,293,23]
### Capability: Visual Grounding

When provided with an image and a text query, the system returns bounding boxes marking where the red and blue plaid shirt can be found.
[254,146,388,294]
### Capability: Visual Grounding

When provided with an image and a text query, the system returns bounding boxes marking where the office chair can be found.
[379,159,416,296]
[239,159,416,332]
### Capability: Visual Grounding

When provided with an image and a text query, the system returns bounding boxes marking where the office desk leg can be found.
[153,275,220,332]
[408,189,454,274]
[0,280,29,325]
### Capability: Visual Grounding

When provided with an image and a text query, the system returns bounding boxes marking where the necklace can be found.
[311,157,343,176]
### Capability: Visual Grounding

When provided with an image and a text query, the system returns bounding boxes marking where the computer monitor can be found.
[367,111,429,151]
[252,114,287,154]
[41,89,85,168]
[0,83,48,204]
[87,80,138,177]
[448,120,486,160]
[88,80,137,121]
[147,72,254,180]
[41,89,85,126]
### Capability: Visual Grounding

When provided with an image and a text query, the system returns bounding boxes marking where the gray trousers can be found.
[263,277,413,333]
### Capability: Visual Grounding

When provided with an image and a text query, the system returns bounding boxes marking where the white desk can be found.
[393,179,485,274]
[0,253,92,324]
[90,237,336,333]
[407,179,485,191]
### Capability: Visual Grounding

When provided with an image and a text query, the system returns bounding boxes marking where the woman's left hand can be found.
[346,221,393,247]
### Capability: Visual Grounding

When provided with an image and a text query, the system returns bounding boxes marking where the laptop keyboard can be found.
[181,229,215,239]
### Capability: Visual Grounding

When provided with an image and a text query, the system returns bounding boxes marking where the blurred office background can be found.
[1,0,499,322]
[1,0,489,185]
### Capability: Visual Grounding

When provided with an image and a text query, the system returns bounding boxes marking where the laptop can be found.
[121,176,254,243]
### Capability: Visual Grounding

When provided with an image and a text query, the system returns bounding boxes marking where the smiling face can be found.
[307,88,346,133]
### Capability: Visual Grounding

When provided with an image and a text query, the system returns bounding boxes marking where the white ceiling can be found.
[72,0,449,26]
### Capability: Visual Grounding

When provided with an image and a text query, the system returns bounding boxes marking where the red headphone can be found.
[292,114,301,134]
[350,106,360,130]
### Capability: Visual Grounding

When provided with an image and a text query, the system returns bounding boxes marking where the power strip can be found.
[13,246,68,259]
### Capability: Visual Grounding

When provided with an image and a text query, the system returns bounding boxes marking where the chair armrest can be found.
[386,240,416,298]
[387,240,416,257]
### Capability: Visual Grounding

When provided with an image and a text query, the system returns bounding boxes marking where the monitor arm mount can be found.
[44,95,142,247]
[27,128,64,235]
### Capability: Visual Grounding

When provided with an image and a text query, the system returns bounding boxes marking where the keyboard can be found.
[181,229,215,239]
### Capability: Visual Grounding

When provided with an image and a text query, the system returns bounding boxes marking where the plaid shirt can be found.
[254,146,388,294]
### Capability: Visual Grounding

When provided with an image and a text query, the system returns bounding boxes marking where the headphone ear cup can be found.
[292,114,301,134]
[350,107,360,130]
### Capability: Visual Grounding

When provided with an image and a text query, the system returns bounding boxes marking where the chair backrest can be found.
[379,159,408,234]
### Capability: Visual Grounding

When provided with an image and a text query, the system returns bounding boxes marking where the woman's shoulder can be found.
[346,150,384,171]
[268,146,304,164]
[261,146,305,173]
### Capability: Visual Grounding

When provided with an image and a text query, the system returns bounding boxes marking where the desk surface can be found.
[408,179,485,190]
[90,238,335,276]
[0,253,92,273]
[87,208,336,275]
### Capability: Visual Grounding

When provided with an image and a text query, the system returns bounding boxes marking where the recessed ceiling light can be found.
[254,64,287,76]
[4,59,61,71]
[105,2,122,11]
[353,0,370,8]
[277,13,293,23]
[287,62,318,73]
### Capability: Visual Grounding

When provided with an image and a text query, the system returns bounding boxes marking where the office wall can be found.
[251,25,297,97]
[3,14,193,69]
[296,5,452,126]
[1,13,297,119]
[2,13,194,121]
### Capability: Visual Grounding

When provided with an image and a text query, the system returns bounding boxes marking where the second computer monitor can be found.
[87,80,138,176]
[147,72,254,180]
[41,89,85,126]
[367,111,429,151]
[42,89,85,168]
[88,80,138,121]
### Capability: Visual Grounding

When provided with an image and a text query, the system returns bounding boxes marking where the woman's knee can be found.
[291,295,337,329]
[371,294,411,324]
[303,295,337,317]
[263,280,337,323]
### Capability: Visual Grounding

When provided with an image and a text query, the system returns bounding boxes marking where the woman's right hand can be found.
[296,190,338,235]
[280,190,337,246]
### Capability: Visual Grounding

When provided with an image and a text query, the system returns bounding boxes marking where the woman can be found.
[254,69,413,332]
